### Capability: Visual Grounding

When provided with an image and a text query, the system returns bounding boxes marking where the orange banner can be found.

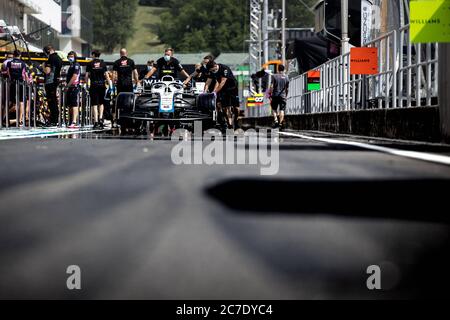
[307,70,320,79]
[350,48,378,75]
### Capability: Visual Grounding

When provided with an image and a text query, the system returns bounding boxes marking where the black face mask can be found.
[195,69,201,73]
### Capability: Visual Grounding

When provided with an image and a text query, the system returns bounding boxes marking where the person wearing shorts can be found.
[86,49,111,129]
[66,51,81,129]
[1,52,14,124]
[270,65,289,129]
[5,50,28,126]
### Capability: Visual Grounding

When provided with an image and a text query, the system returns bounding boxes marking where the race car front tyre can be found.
[116,92,135,112]
[197,93,216,113]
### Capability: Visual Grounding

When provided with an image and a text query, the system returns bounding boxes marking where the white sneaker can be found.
[68,123,79,129]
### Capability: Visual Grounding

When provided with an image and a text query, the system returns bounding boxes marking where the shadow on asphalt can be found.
[205,178,450,224]
[207,178,450,298]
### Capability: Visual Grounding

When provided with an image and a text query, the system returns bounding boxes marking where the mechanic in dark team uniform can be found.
[145,48,189,80]
[139,60,157,80]
[1,52,13,123]
[86,49,111,129]
[140,60,159,90]
[43,45,63,126]
[1,52,14,78]
[5,50,28,125]
[183,55,215,91]
[113,48,139,94]
[206,60,239,130]
[192,64,209,82]
[66,51,81,129]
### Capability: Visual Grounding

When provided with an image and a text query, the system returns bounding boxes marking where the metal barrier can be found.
[1,77,93,129]
[0,79,37,129]
[247,25,439,117]
[397,25,439,108]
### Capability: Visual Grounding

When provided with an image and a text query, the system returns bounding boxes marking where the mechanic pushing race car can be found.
[115,48,225,136]
[205,60,239,130]
[144,48,190,80]
[183,55,215,90]
[139,60,157,81]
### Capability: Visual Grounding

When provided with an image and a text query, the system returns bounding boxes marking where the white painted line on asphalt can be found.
[0,129,102,141]
[279,131,450,166]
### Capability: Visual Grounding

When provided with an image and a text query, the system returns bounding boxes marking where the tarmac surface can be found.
[1,128,449,299]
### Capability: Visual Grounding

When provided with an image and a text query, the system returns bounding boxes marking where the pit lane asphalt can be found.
[0,129,450,299]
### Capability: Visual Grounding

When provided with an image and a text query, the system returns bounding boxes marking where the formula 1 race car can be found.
[116,76,217,134]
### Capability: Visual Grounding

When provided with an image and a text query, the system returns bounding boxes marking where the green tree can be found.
[93,0,138,53]
[157,0,249,53]
[155,0,315,53]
